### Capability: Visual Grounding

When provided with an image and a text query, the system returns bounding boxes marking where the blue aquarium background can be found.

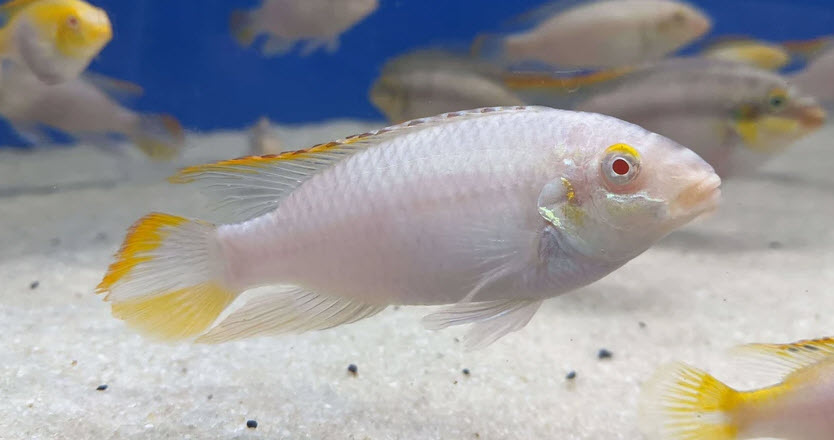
[0,0,832,147]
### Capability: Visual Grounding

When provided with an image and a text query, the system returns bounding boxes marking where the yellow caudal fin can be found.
[639,362,741,440]
[97,213,238,340]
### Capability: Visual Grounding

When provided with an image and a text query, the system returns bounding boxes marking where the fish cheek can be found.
[537,177,586,232]
[602,193,666,228]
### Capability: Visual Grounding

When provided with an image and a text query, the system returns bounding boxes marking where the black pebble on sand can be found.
[29,281,39,289]
[597,349,613,360]
[347,364,358,376]
[246,420,258,429]
[96,384,108,391]
[566,371,576,380]
[462,368,470,376]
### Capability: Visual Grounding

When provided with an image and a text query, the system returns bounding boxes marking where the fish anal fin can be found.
[422,299,542,350]
[196,288,386,344]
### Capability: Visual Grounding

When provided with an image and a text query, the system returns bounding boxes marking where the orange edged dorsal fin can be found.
[782,35,834,62]
[168,106,544,222]
[732,336,834,380]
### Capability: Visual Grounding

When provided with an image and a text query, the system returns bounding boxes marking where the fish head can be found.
[653,2,712,50]
[542,125,720,262]
[730,83,827,154]
[52,0,112,59]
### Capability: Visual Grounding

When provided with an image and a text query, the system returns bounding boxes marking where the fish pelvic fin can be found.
[422,299,542,350]
[97,213,238,340]
[130,114,185,161]
[229,9,256,47]
[640,362,741,440]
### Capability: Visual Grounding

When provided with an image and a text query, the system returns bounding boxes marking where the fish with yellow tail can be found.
[98,106,720,349]
[0,0,111,84]
[0,62,184,160]
[641,336,834,440]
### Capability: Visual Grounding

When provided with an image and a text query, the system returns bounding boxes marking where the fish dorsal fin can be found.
[734,336,834,380]
[0,0,38,22]
[423,298,543,350]
[169,106,538,222]
[503,0,592,31]
[503,66,636,109]
[195,287,386,344]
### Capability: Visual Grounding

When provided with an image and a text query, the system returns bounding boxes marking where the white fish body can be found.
[98,107,720,348]
[497,0,711,68]
[231,0,378,56]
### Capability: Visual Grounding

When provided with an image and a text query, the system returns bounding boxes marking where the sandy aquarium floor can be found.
[1,121,833,440]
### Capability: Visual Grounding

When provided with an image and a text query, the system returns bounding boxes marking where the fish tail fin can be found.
[96,213,239,340]
[229,9,256,48]
[130,114,185,161]
[639,362,741,440]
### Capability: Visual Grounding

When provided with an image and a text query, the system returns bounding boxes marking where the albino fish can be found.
[702,38,790,71]
[0,0,111,84]
[474,0,711,68]
[97,106,720,349]
[506,58,826,177]
[230,0,378,56]
[248,116,283,155]
[792,47,834,107]
[370,50,525,122]
[0,63,184,160]
[641,336,834,440]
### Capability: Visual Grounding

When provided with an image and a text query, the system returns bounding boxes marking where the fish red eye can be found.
[612,158,630,175]
[67,15,79,28]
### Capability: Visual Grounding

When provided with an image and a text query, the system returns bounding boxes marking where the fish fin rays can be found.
[196,287,386,344]
[168,106,544,222]
[732,336,834,380]
[422,299,542,350]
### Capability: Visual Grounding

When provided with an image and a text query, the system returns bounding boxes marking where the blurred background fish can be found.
[791,43,834,108]
[230,0,378,56]
[701,37,790,70]
[248,116,283,155]
[0,62,184,160]
[472,0,711,68]
[641,337,834,440]
[369,50,525,123]
[507,58,826,177]
[0,0,111,84]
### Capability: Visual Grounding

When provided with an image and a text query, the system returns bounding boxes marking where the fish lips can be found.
[669,173,722,219]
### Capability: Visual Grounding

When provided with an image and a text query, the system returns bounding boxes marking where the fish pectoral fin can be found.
[195,287,386,344]
[733,336,834,380]
[422,299,542,350]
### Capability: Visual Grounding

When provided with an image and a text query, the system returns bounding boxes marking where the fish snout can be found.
[797,105,827,129]
[670,173,722,218]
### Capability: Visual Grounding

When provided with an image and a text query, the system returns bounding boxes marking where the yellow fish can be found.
[0,0,111,84]
[641,336,834,440]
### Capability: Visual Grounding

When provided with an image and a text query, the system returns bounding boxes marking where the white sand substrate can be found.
[1,121,833,440]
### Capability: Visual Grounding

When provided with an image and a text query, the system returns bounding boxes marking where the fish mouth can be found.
[670,173,722,218]
[797,105,827,129]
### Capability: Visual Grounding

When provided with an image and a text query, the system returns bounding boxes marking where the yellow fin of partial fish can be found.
[0,0,40,19]
[639,362,741,440]
[702,38,790,71]
[196,287,386,344]
[782,35,834,62]
[168,106,544,222]
[97,213,238,340]
[733,336,834,379]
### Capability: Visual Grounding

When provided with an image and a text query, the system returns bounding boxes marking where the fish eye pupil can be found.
[770,96,784,108]
[612,158,630,176]
[67,15,79,28]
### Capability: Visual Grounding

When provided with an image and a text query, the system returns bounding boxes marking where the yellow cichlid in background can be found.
[0,0,111,84]
[641,336,834,440]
